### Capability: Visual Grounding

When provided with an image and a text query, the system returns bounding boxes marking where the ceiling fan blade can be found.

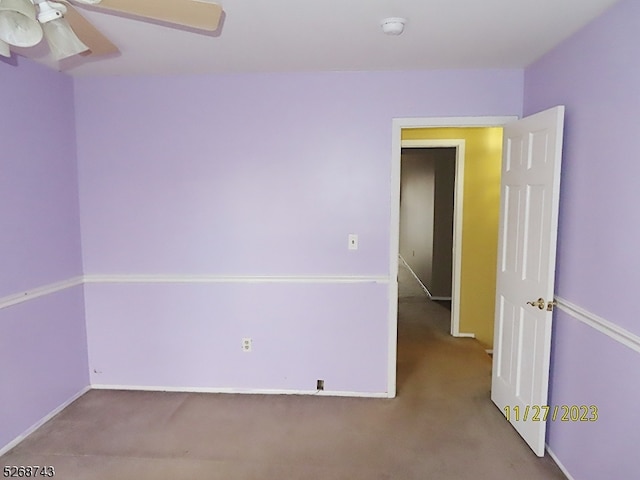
[64,3,119,56]
[92,0,222,32]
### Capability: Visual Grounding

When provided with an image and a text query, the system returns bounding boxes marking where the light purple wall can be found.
[75,70,523,393]
[547,310,640,479]
[0,288,88,449]
[0,57,88,451]
[75,70,522,276]
[0,59,83,296]
[524,0,640,332]
[524,0,640,477]
[85,282,389,392]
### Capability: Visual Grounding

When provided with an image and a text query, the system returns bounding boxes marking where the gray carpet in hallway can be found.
[1,263,566,479]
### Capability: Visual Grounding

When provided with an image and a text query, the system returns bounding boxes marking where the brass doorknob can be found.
[527,298,546,309]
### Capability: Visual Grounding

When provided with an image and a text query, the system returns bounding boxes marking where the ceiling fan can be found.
[0,0,222,61]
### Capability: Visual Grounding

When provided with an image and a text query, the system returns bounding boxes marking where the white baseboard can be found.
[0,384,389,454]
[546,444,576,480]
[398,255,432,297]
[91,384,391,399]
[0,385,90,456]
[398,257,453,302]
[454,332,476,338]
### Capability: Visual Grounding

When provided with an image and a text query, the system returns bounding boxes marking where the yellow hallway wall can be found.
[402,127,503,348]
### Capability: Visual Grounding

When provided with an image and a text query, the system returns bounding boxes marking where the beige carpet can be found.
[1,264,566,479]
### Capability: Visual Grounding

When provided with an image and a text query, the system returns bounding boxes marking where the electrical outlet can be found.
[317,379,324,391]
[242,337,252,352]
[348,234,358,250]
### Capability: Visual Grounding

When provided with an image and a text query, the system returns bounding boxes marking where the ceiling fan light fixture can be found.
[0,0,43,47]
[0,37,10,56]
[41,16,89,60]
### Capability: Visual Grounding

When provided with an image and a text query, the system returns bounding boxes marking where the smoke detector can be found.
[381,17,406,36]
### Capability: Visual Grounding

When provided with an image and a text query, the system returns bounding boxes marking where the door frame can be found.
[388,116,518,397]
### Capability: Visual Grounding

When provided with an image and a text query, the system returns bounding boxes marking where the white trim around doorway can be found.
[387,116,518,398]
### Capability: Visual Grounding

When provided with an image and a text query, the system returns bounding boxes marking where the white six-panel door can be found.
[491,106,565,456]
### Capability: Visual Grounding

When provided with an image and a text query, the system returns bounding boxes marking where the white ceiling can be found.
[21,0,621,76]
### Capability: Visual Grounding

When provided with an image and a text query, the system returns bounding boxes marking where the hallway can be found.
[0,263,566,479]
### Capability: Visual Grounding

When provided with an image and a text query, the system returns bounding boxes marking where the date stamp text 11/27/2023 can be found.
[503,405,598,422]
